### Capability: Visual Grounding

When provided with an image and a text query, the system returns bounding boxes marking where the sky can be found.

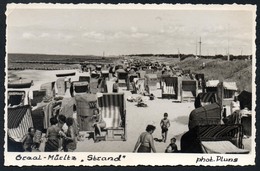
[7,5,255,56]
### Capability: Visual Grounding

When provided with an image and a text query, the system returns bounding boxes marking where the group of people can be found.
[23,114,78,152]
[133,113,178,153]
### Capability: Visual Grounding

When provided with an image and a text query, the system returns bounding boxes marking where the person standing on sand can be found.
[133,125,156,153]
[160,113,170,143]
[63,117,77,152]
[231,96,240,114]
[44,117,61,152]
[112,79,119,93]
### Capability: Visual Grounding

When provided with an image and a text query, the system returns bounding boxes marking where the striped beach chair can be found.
[97,93,126,141]
[181,124,247,153]
[161,77,182,100]
[8,105,34,143]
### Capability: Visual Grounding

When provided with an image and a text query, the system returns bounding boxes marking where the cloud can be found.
[82,31,105,41]
[131,32,149,38]
[22,31,74,41]
[130,26,138,33]
[55,33,74,40]
[39,32,50,38]
[22,32,36,39]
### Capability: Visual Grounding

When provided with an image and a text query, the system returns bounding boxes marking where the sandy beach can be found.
[8,69,196,152]
[8,69,252,153]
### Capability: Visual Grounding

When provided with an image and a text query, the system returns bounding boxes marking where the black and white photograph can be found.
[4,4,256,166]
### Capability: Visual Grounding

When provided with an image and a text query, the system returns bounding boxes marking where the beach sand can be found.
[8,69,251,153]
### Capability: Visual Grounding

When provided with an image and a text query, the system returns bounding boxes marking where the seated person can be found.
[165,137,178,153]
[92,108,106,137]
[23,127,36,152]
[149,94,155,100]
[137,97,147,107]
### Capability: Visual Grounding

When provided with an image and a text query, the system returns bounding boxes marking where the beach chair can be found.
[205,80,219,93]
[8,105,34,149]
[79,76,90,83]
[97,93,126,141]
[75,94,97,132]
[127,74,139,91]
[101,70,109,80]
[181,124,248,154]
[136,78,146,95]
[194,92,217,108]
[40,82,55,97]
[217,81,238,107]
[117,69,128,87]
[8,90,29,107]
[71,81,89,96]
[188,103,221,130]
[144,74,158,93]
[181,80,198,102]
[31,90,46,106]
[55,78,66,96]
[161,77,182,101]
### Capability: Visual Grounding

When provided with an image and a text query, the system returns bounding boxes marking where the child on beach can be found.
[112,80,119,93]
[165,137,178,153]
[160,113,170,143]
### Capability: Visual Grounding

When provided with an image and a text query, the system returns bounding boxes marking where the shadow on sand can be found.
[173,116,189,125]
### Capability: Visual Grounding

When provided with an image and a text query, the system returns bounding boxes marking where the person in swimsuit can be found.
[23,127,35,152]
[112,80,119,93]
[44,117,61,152]
[63,117,77,152]
[231,96,240,114]
[165,137,178,153]
[160,113,170,143]
[92,108,106,137]
[133,125,156,153]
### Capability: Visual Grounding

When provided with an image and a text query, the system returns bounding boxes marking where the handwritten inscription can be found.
[15,154,126,162]
[15,154,77,161]
[196,156,238,163]
[87,154,126,161]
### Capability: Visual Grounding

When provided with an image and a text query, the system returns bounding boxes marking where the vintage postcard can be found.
[4,3,256,166]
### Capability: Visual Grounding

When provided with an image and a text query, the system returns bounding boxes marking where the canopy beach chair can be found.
[40,81,55,97]
[161,76,182,100]
[127,74,139,91]
[181,80,198,102]
[205,80,219,93]
[55,78,66,96]
[217,82,238,107]
[181,124,248,154]
[97,93,126,141]
[8,105,34,143]
[144,74,158,93]
[116,69,128,87]
[75,94,97,132]
[238,90,252,110]
[79,75,91,83]
[194,92,217,108]
[101,70,109,80]
[7,90,31,107]
[189,103,221,130]
[8,105,34,151]
[70,81,89,96]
